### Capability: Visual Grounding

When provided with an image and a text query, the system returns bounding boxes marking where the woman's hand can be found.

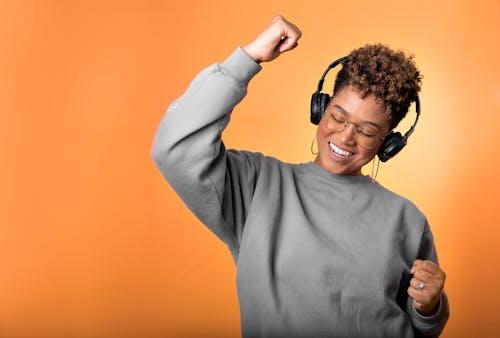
[242,15,302,64]
[408,259,446,316]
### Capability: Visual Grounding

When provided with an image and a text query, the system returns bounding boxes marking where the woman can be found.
[152,15,449,338]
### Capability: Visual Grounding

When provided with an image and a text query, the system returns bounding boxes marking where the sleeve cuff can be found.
[410,297,442,320]
[407,292,450,337]
[220,47,262,87]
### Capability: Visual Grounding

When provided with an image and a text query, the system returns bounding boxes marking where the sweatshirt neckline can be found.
[303,161,372,185]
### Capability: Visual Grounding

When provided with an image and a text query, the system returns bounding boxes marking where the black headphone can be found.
[310,56,421,162]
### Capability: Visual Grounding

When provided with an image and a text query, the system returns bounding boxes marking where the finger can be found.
[409,277,434,292]
[407,286,432,305]
[412,269,435,284]
[409,278,443,313]
[280,26,302,41]
[408,288,440,315]
[410,259,423,274]
[412,259,424,267]
[411,260,440,277]
[276,15,301,36]
[277,24,301,53]
[414,263,446,286]
[407,287,423,303]
[412,298,424,308]
[278,38,299,53]
[417,260,439,274]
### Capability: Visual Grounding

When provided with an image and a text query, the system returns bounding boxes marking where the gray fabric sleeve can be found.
[407,221,450,337]
[151,48,262,254]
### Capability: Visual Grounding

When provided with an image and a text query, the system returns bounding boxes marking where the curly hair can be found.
[333,43,422,130]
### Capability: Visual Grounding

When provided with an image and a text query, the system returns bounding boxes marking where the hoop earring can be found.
[370,157,380,182]
[310,134,318,155]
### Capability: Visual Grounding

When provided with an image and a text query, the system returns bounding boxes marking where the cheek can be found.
[318,116,335,136]
[359,148,375,158]
[357,145,379,162]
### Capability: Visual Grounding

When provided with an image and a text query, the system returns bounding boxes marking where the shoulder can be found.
[226,149,290,174]
[227,149,290,166]
[371,181,426,221]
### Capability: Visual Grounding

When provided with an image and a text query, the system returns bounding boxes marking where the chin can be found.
[315,154,364,176]
[322,147,369,176]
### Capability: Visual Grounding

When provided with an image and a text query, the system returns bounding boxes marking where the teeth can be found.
[329,142,353,157]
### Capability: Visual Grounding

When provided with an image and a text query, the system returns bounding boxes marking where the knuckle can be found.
[438,280,445,289]
[422,260,433,269]
[273,15,284,22]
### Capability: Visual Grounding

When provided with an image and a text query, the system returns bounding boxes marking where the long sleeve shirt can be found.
[152,47,449,338]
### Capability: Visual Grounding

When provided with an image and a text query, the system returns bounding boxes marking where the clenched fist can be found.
[408,259,446,316]
[243,15,302,63]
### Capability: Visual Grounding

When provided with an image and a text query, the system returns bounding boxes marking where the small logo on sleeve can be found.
[167,102,179,112]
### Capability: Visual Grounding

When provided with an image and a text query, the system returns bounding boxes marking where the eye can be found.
[330,111,346,124]
[358,126,379,138]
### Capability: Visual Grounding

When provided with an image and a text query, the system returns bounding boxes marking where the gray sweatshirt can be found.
[152,48,449,338]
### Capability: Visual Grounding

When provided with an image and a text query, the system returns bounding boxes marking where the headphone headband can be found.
[403,95,420,140]
[316,56,346,93]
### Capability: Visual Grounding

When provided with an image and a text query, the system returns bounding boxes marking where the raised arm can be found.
[151,16,301,255]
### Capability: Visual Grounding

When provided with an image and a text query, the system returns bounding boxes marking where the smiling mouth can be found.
[328,142,354,157]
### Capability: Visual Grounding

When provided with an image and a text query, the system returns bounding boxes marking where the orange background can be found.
[1,0,499,337]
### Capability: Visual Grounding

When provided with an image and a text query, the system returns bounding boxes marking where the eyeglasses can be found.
[325,106,386,150]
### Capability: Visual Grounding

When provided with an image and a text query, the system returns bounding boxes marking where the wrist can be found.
[241,44,262,64]
[416,298,441,316]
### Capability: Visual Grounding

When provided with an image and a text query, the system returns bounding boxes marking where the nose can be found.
[340,123,357,144]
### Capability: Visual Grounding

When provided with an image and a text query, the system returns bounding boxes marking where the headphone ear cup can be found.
[377,132,407,162]
[310,92,330,125]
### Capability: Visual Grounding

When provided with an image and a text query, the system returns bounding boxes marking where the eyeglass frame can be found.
[324,103,388,150]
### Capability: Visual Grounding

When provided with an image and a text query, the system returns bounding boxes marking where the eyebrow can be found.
[331,104,381,130]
